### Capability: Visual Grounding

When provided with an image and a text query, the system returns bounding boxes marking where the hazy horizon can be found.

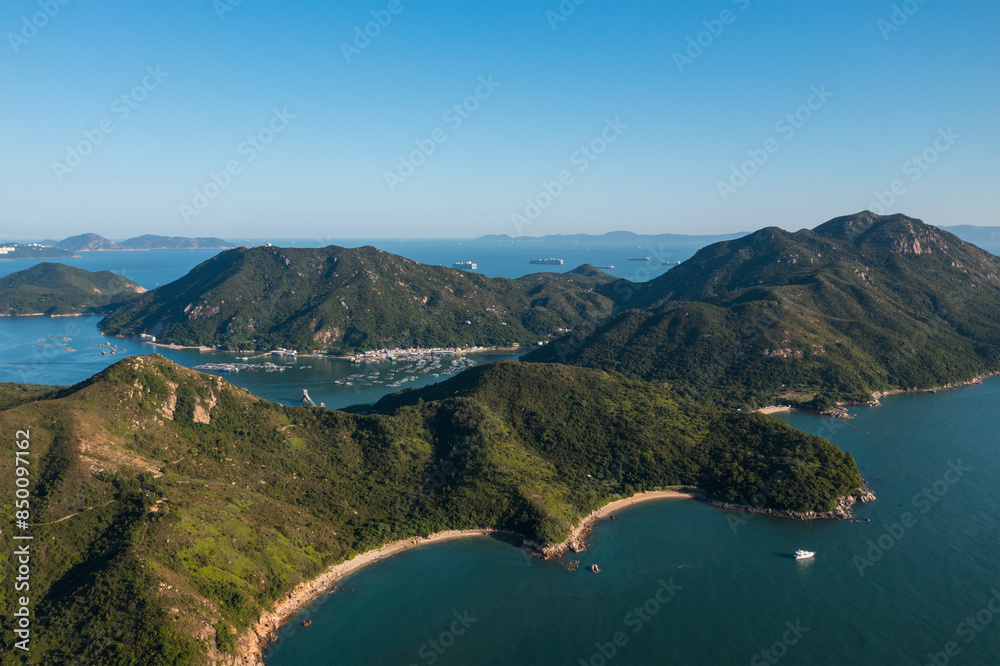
[11,212,998,246]
[2,1,998,240]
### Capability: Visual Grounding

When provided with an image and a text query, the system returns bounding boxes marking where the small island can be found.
[48,233,235,251]
[0,263,146,315]
[0,243,78,260]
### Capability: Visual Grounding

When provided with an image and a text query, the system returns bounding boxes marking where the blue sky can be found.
[1,0,997,239]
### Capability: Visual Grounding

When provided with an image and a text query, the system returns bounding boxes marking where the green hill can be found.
[99,245,619,352]
[527,212,1000,406]
[53,233,120,252]
[0,355,859,663]
[0,263,146,315]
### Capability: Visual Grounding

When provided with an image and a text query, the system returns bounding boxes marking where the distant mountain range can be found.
[42,233,234,252]
[31,226,998,252]
[939,225,1000,251]
[478,226,999,252]
[477,231,750,244]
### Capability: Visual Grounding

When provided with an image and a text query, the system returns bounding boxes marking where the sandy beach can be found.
[235,490,699,664]
[757,405,793,414]
[235,528,521,664]
[540,490,701,557]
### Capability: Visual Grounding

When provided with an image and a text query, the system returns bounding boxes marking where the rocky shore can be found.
[704,479,876,521]
[759,371,1000,415]
[846,371,1000,407]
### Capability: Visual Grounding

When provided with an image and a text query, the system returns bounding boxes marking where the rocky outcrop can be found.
[705,479,876,521]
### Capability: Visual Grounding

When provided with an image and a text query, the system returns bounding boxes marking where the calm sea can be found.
[263,379,1000,666]
[0,316,522,409]
[0,238,705,288]
[3,235,996,289]
[0,239,707,401]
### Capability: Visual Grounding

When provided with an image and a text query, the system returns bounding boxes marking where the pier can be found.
[301,389,324,408]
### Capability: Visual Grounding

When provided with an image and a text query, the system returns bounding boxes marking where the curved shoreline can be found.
[237,488,858,663]
[235,491,698,665]
[535,490,700,558]
[235,528,522,665]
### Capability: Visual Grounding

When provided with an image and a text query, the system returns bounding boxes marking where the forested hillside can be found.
[0,355,859,663]
[100,245,619,353]
[0,263,145,315]
[527,212,1000,406]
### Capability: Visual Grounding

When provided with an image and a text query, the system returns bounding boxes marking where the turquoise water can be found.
[265,379,999,666]
[0,316,520,409]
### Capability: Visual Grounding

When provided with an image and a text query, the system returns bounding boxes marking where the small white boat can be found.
[794,549,815,560]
